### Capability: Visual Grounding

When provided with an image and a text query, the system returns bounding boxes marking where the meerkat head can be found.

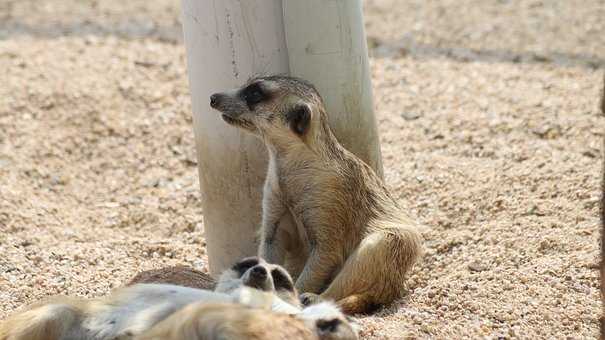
[300,302,360,340]
[210,75,327,146]
[215,256,300,308]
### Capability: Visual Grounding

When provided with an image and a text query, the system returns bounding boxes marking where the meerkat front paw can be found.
[300,292,322,306]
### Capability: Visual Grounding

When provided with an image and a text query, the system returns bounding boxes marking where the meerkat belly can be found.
[82,285,233,339]
[289,201,360,258]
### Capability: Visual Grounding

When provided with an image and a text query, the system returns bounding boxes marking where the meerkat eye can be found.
[316,318,341,334]
[241,83,265,108]
[232,257,259,276]
[271,268,294,291]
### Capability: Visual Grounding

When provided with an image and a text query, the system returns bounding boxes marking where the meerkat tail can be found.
[319,226,422,314]
[0,303,81,340]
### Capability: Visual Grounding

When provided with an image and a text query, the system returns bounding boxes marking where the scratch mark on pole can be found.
[212,0,219,45]
[225,8,239,79]
[240,1,259,72]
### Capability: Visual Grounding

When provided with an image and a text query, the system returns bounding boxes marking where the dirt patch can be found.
[0,0,602,338]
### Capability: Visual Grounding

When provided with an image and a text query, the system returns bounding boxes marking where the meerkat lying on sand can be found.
[137,300,358,340]
[0,288,357,340]
[210,75,424,314]
[0,257,357,340]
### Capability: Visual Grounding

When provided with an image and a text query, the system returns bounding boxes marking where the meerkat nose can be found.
[210,93,220,108]
[250,266,267,279]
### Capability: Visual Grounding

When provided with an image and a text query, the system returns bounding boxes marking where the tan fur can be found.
[0,288,357,340]
[0,285,235,340]
[0,258,296,340]
[135,302,316,340]
[0,297,83,340]
[210,75,424,314]
[136,300,358,340]
[0,286,286,340]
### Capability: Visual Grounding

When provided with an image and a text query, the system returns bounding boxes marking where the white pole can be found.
[181,0,383,276]
[283,0,383,177]
[180,0,289,276]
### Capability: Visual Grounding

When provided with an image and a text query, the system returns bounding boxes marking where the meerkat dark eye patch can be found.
[240,82,266,109]
[271,268,294,291]
[316,318,341,333]
[285,104,311,136]
[232,257,259,276]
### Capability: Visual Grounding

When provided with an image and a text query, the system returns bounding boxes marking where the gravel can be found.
[0,0,602,338]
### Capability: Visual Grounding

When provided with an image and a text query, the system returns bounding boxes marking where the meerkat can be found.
[0,258,302,340]
[209,75,424,314]
[136,300,358,340]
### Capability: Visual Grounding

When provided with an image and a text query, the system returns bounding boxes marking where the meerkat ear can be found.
[285,104,311,135]
[232,257,259,275]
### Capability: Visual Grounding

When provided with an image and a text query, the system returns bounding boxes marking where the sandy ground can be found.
[0,0,603,338]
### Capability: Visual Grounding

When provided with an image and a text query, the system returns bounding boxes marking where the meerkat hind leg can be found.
[335,295,378,315]
[0,303,81,340]
[281,229,308,280]
[316,227,421,314]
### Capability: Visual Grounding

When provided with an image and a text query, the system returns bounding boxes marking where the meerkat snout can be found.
[316,318,341,333]
[250,265,267,278]
[243,264,271,290]
[215,256,301,308]
[209,93,221,108]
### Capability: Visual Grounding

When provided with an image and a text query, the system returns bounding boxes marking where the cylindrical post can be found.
[283,0,383,176]
[180,0,289,276]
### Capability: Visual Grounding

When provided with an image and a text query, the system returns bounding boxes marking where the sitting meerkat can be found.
[210,75,424,314]
[0,258,302,340]
[136,301,358,340]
